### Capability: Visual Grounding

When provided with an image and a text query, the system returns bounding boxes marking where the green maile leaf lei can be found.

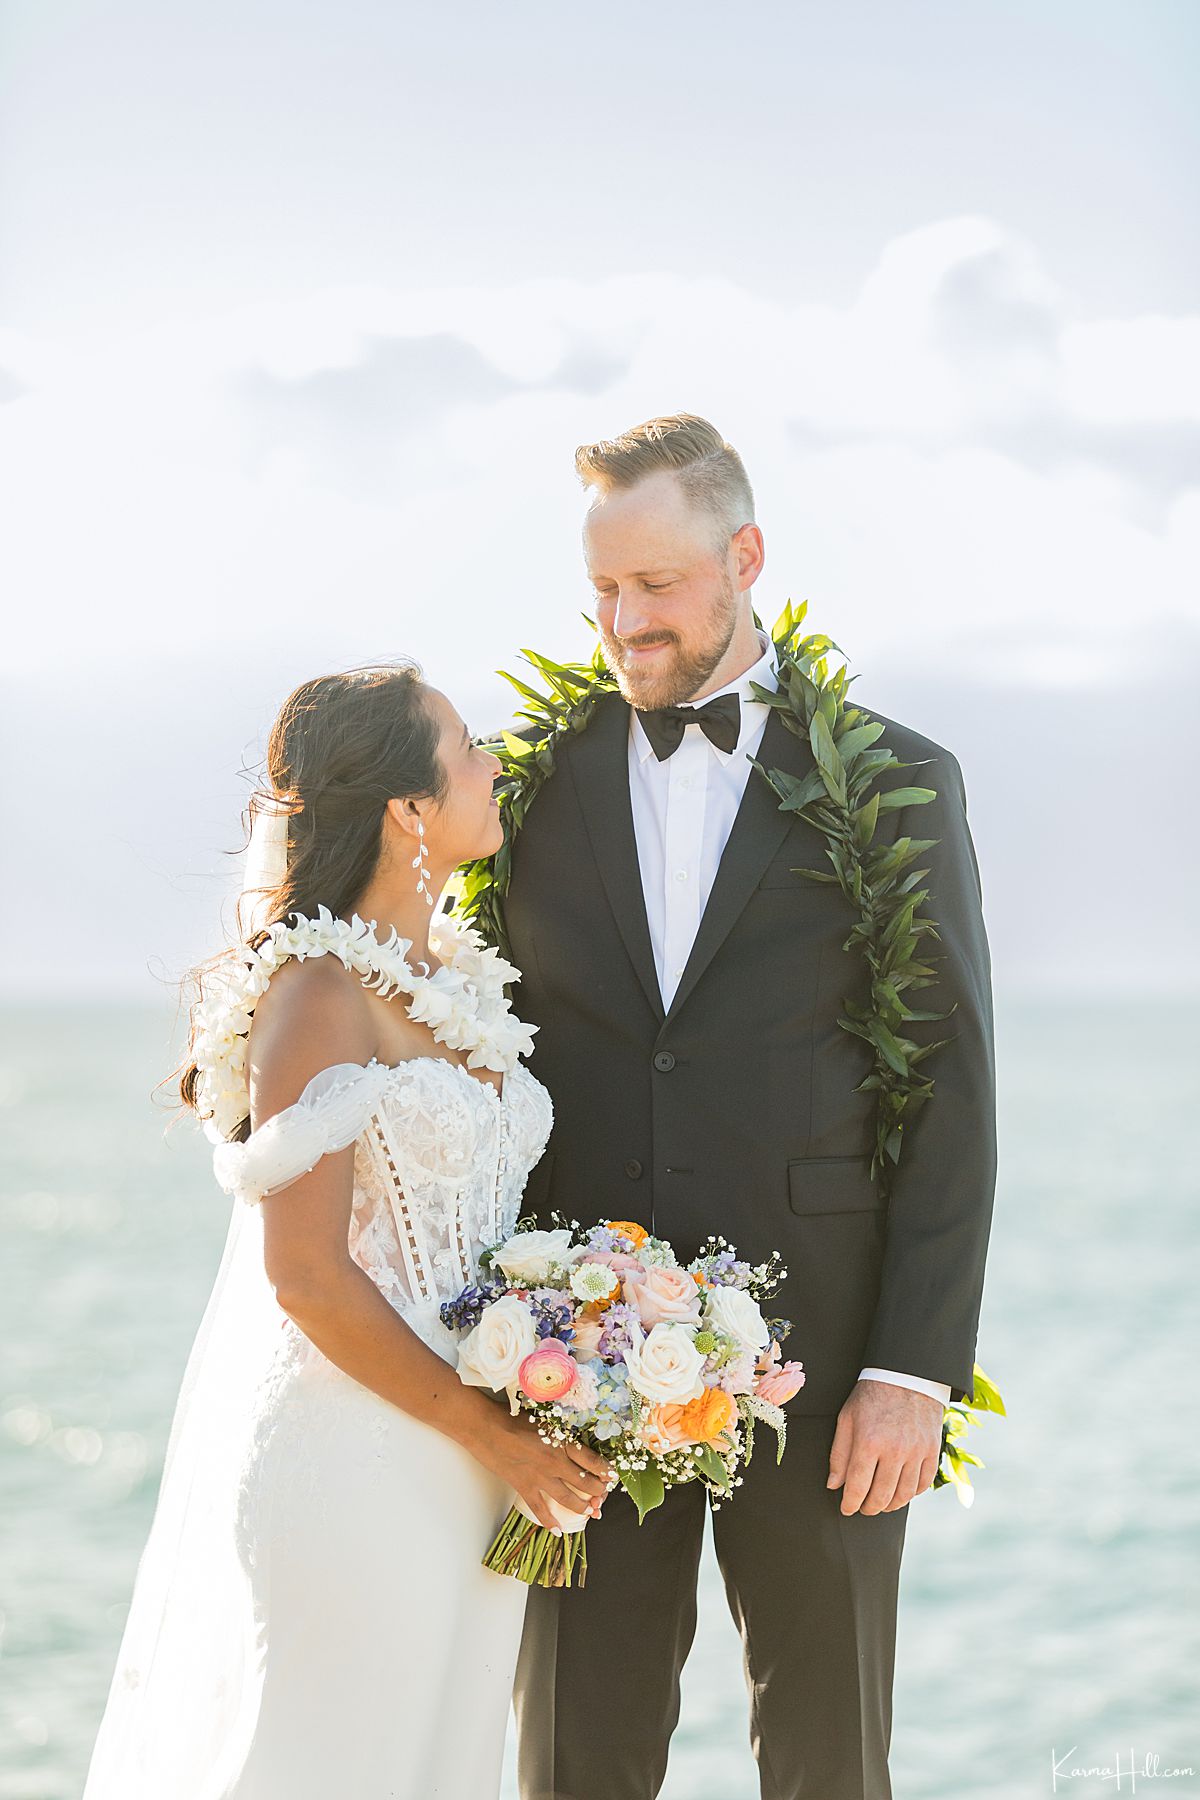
[453,600,1004,1500]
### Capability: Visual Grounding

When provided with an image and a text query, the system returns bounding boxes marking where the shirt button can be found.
[653,1051,676,1073]
[674,870,688,884]
[624,1158,643,1180]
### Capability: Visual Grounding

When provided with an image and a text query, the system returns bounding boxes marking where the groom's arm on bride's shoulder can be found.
[860,732,998,1408]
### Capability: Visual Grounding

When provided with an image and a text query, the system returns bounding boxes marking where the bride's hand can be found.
[474,1407,614,1530]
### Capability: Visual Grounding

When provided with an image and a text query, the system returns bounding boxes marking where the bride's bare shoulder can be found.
[248,956,375,1125]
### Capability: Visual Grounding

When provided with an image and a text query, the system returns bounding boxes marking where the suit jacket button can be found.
[624,1158,643,1180]
[653,1051,676,1072]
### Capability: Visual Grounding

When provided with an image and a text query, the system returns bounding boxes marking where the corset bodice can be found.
[345,1056,553,1310]
[213,1055,554,1356]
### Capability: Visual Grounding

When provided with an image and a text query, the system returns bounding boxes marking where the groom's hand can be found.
[826,1379,944,1516]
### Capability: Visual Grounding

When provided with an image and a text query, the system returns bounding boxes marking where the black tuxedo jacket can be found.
[503,691,997,1413]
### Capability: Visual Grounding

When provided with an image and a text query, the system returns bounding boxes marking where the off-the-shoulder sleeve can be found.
[212,1061,394,1205]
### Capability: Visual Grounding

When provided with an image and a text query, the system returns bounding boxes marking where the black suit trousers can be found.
[514,1413,909,1800]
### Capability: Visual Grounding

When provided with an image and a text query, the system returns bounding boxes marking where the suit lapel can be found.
[562,694,665,1023]
[663,706,815,1030]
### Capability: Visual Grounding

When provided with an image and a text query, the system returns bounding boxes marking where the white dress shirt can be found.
[627,633,952,1410]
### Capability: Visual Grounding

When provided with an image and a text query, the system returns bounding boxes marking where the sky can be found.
[1,0,1197,999]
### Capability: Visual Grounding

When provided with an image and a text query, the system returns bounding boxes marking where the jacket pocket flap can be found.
[787,1154,884,1215]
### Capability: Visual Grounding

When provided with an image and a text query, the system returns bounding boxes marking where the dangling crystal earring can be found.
[412,817,434,907]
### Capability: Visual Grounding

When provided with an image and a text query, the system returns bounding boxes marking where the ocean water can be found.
[1,997,1197,1800]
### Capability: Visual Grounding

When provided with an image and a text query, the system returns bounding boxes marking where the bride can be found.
[83,660,610,1799]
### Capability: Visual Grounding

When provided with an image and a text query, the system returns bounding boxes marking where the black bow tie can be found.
[635,692,741,761]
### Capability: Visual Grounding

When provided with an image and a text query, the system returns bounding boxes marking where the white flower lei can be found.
[191,904,537,1143]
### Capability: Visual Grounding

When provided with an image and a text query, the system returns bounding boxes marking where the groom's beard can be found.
[599,571,740,711]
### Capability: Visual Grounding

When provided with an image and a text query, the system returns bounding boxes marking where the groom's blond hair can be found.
[574,413,755,552]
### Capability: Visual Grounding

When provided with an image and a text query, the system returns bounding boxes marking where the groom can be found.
[505,414,997,1800]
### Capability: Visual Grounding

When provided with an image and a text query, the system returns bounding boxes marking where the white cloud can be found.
[3,214,1198,999]
[2,215,1194,699]
[1062,315,1200,424]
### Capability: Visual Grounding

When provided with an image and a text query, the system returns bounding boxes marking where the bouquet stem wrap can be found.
[486,1495,591,1588]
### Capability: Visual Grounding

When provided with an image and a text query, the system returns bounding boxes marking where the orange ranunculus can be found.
[691,1271,707,1287]
[604,1220,649,1247]
[677,1386,737,1446]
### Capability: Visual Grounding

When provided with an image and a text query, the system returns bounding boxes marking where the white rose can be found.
[492,1229,581,1285]
[623,1322,706,1406]
[456,1295,537,1393]
[705,1285,771,1355]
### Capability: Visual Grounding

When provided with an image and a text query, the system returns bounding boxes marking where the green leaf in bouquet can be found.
[691,1444,733,1492]
[620,1464,666,1524]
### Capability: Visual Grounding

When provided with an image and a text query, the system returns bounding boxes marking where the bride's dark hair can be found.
[177,660,448,1139]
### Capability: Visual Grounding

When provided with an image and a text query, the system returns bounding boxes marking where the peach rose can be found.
[637,1403,694,1455]
[570,1317,605,1360]
[677,1386,737,1446]
[626,1264,703,1328]
[517,1340,577,1403]
[756,1361,806,1405]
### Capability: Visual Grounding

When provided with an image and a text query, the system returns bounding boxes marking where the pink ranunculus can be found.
[627,1264,703,1328]
[756,1361,806,1405]
[571,1317,605,1360]
[518,1340,577,1403]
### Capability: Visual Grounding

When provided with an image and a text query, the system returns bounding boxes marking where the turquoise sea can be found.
[1,998,1197,1799]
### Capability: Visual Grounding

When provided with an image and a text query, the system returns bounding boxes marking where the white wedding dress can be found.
[83,1048,554,1800]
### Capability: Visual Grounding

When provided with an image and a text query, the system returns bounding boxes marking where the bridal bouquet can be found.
[440,1217,805,1587]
